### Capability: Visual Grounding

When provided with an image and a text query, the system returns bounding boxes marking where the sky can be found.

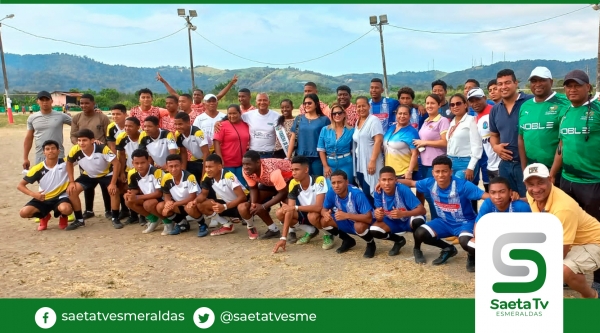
[0,4,598,76]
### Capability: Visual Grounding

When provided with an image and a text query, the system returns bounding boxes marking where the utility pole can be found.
[594,4,600,93]
[178,9,198,92]
[370,15,389,98]
[0,14,14,124]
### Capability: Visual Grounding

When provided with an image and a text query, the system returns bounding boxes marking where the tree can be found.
[316,84,333,95]
[69,88,80,93]
[212,80,238,101]
[99,88,119,102]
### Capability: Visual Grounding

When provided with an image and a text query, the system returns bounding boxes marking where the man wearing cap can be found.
[524,163,600,298]
[192,94,227,154]
[467,87,501,186]
[518,67,570,187]
[23,91,73,170]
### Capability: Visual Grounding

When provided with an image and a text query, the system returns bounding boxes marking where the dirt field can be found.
[0,115,589,298]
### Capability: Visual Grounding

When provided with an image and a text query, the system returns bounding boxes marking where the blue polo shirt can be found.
[488,93,533,162]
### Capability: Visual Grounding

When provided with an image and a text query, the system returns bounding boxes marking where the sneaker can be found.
[197,224,209,237]
[413,248,427,264]
[104,211,112,220]
[68,213,75,222]
[118,210,130,220]
[296,228,319,245]
[112,218,124,229]
[179,221,191,233]
[139,216,147,226]
[336,237,357,254]
[124,216,138,225]
[247,227,259,240]
[363,241,376,258]
[66,220,85,231]
[259,229,281,240]
[287,231,297,244]
[37,214,51,231]
[322,235,335,250]
[388,237,407,256]
[466,254,475,272]
[210,225,234,236]
[169,223,182,235]
[82,211,95,219]
[161,222,173,236]
[432,246,458,266]
[58,215,68,230]
[142,222,159,234]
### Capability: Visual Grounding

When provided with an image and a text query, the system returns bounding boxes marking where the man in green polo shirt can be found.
[550,69,600,292]
[518,66,570,186]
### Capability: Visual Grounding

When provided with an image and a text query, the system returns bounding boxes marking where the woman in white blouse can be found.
[446,93,483,182]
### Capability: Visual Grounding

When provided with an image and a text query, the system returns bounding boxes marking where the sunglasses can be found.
[303,102,314,106]
[331,111,345,116]
[450,101,464,108]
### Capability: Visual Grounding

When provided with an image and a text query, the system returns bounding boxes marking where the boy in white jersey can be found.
[107,105,133,223]
[467,88,501,181]
[138,116,178,170]
[157,154,199,235]
[174,112,210,181]
[18,140,73,231]
[186,154,249,237]
[124,149,165,234]
[65,129,122,230]
[116,117,142,224]
[273,156,329,253]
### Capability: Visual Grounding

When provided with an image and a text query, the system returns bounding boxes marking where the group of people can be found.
[17,67,600,299]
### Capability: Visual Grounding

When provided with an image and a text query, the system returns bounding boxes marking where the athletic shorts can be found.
[207,188,249,219]
[76,174,112,191]
[382,215,426,234]
[295,211,311,226]
[186,160,204,182]
[25,196,71,218]
[422,218,474,239]
[334,217,374,235]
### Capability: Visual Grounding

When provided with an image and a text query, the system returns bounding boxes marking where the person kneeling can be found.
[18,140,73,230]
[321,170,376,258]
[123,149,165,234]
[186,154,249,237]
[372,166,427,256]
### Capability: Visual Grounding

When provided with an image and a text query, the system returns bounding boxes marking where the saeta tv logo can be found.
[492,232,546,293]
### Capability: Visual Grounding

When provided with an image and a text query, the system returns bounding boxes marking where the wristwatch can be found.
[295,205,299,211]
[280,237,287,241]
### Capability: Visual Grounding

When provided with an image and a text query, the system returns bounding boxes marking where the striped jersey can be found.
[116,131,140,172]
[175,126,209,161]
[138,129,177,167]
[127,166,164,195]
[67,143,116,178]
[23,158,69,200]
[161,170,199,201]
[288,175,328,206]
[106,122,125,143]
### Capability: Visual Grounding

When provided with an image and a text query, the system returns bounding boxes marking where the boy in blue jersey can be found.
[476,177,531,223]
[397,155,489,272]
[369,78,400,133]
[371,166,427,256]
[321,170,376,258]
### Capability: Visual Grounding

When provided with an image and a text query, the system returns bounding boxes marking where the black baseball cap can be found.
[37,91,52,99]
[563,70,589,86]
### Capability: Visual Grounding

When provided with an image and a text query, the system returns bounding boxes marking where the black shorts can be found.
[206,187,248,218]
[559,178,600,220]
[76,174,112,191]
[25,196,71,218]
[296,210,311,225]
[186,160,204,181]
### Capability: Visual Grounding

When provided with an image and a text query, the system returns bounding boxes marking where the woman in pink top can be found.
[213,104,250,188]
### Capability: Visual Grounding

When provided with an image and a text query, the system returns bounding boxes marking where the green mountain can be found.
[1,53,596,93]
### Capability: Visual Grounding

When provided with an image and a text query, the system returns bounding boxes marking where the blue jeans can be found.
[326,154,354,184]
[224,166,248,188]
[499,160,526,198]
[356,172,375,208]
[258,151,274,159]
[307,157,323,177]
[473,150,489,184]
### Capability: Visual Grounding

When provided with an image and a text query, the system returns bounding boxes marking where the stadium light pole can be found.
[178,9,197,92]
[370,14,389,98]
[0,14,14,124]
[593,4,600,97]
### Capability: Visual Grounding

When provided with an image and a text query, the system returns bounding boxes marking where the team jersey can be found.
[373,183,422,224]
[67,143,115,178]
[383,125,420,175]
[115,132,140,172]
[127,166,163,195]
[559,100,600,183]
[519,92,570,167]
[161,170,199,202]
[288,175,328,206]
[138,129,178,167]
[475,198,532,223]
[23,158,69,200]
[369,97,400,133]
[323,185,372,217]
[415,176,484,225]
[106,122,125,143]
[201,169,249,202]
[476,105,501,172]
[175,126,209,161]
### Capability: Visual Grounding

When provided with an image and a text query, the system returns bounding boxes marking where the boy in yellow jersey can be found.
[116,117,143,225]
[107,104,131,221]
[124,149,165,234]
[157,154,199,235]
[174,112,210,181]
[18,140,73,231]
[138,116,178,171]
[187,154,249,237]
[65,129,122,230]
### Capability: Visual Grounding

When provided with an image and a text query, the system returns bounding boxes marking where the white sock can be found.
[297,224,316,234]
[322,229,331,236]
[214,214,228,225]
[289,227,295,233]
[244,219,254,228]
[268,224,279,232]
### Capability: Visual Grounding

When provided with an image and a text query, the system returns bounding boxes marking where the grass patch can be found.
[0,114,28,127]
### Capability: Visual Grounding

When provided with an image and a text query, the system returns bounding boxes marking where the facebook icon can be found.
[35,307,56,329]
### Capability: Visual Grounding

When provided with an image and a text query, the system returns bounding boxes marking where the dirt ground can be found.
[0,116,590,298]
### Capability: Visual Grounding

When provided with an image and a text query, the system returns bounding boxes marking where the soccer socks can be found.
[74,210,84,222]
[414,226,450,250]
[84,188,94,212]
[111,210,120,220]
[296,224,316,234]
[369,226,404,243]
[268,224,279,232]
[459,233,475,256]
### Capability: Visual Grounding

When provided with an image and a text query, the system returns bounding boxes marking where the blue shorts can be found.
[333,216,374,235]
[422,218,474,239]
[381,215,426,234]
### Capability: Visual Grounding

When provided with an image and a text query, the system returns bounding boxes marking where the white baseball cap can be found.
[528,66,552,80]
[522,163,550,181]
[203,94,217,101]
[467,88,486,100]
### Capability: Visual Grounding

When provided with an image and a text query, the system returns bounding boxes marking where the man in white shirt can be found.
[241,93,281,159]
[467,88,501,184]
[192,94,226,153]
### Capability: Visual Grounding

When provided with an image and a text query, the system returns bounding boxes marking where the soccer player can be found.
[65,129,122,230]
[239,151,293,240]
[397,155,489,272]
[186,154,249,237]
[321,170,375,258]
[273,156,329,253]
[369,78,400,132]
[18,140,73,231]
[116,117,142,225]
[174,112,210,181]
[124,149,165,234]
[157,154,199,235]
[138,116,178,170]
[107,104,131,221]
[524,163,600,298]
[372,166,427,256]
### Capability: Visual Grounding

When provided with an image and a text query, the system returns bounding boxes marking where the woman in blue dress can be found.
[317,103,355,184]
